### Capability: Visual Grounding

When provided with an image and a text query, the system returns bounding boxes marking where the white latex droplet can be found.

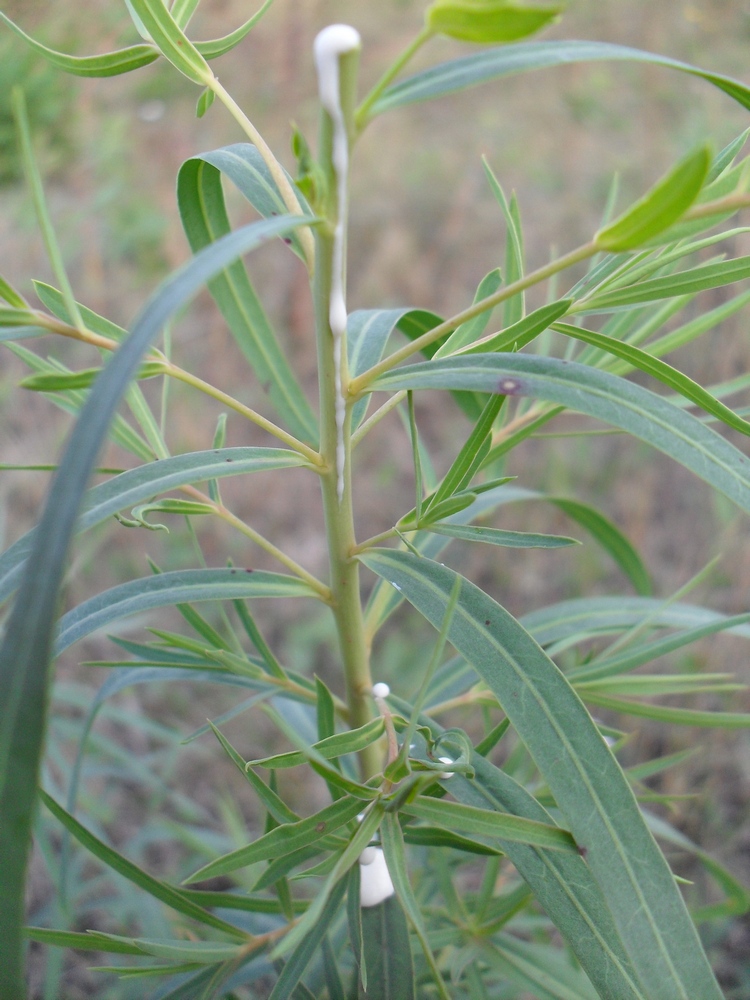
[438,756,455,778]
[359,846,395,907]
[372,682,390,699]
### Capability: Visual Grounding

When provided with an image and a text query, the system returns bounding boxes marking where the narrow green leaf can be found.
[268,878,348,1000]
[0,213,311,998]
[434,268,503,357]
[578,255,750,311]
[177,153,317,442]
[186,796,363,883]
[55,568,318,656]
[380,814,451,1000]
[581,693,750,728]
[402,824,501,855]
[127,0,212,83]
[101,936,242,964]
[248,718,385,769]
[371,353,750,519]
[426,1,563,44]
[0,13,159,77]
[552,320,750,436]
[24,927,148,955]
[596,146,711,250]
[368,40,750,118]
[359,895,416,1000]
[194,0,277,60]
[461,298,571,355]
[361,551,723,1000]
[426,523,577,548]
[170,0,202,29]
[39,792,247,941]
[402,798,577,853]
[0,276,28,309]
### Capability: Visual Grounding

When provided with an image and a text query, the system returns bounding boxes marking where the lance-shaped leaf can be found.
[361,550,724,1000]
[401,798,577,853]
[596,146,711,250]
[55,568,319,656]
[248,718,385,769]
[370,354,750,518]
[178,151,317,442]
[0,12,159,76]
[366,40,750,119]
[426,0,563,45]
[186,796,364,883]
[577,255,750,311]
[0,212,311,1000]
[39,792,247,941]
[360,894,416,1000]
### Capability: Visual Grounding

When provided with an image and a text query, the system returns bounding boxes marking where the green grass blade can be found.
[0,213,310,999]
[0,12,158,76]
[177,154,317,442]
[371,353,750,518]
[39,792,247,941]
[368,40,750,118]
[460,298,572,355]
[361,550,723,1000]
[55,569,318,656]
[581,693,750,728]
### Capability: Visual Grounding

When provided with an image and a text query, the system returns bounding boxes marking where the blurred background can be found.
[1,1,750,996]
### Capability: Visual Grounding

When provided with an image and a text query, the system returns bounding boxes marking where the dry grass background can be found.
[2,0,750,996]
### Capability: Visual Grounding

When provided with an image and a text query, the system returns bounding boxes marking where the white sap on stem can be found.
[313,24,361,501]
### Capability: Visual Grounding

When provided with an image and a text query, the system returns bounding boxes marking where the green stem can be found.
[355,27,433,131]
[164,364,323,465]
[208,78,316,272]
[349,240,598,394]
[314,35,382,779]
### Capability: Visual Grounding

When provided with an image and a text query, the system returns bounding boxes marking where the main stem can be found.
[314,32,381,779]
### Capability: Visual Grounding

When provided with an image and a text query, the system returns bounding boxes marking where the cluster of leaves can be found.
[2,1,750,999]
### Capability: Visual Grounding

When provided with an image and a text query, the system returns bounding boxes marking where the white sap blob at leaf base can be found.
[359,845,395,907]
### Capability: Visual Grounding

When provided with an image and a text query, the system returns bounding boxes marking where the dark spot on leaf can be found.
[230,569,237,575]
[316,822,326,833]
[245,568,254,573]
[225,458,233,462]
[485,619,491,626]
[577,844,588,859]
[283,237,292,245]
[496,378,524,395]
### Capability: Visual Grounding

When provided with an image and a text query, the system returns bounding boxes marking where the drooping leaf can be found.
[0,12,159,76]
[177,151,318,442]
[366,40,750,119]
[361,550,724,999]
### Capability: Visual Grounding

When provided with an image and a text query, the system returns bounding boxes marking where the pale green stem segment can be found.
[355,26,434,131]
[313,28,382,779]
[208,78,316,272]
